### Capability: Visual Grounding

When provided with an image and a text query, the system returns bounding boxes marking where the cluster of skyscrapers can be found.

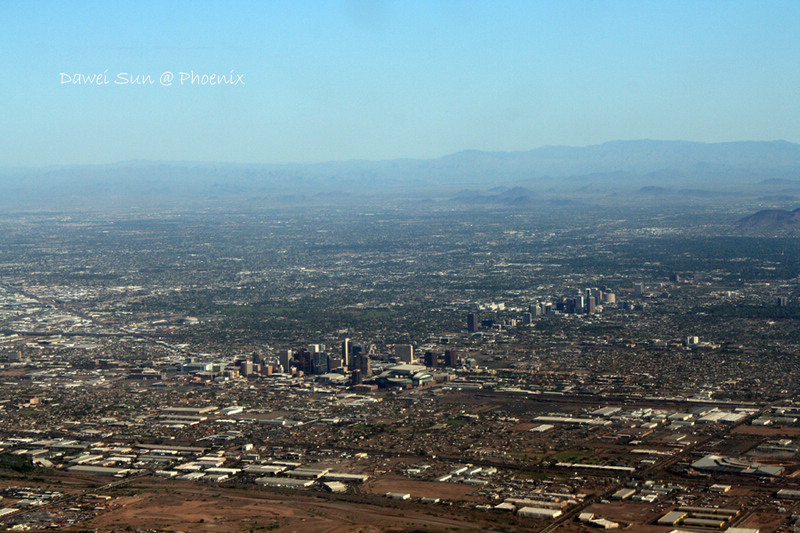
[467,289,619,332]
[278,339,372,382]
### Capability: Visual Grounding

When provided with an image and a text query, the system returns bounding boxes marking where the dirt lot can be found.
[63,479,512,532]
[364,474,484,502]
[732,425,800,437]
[573,501,664,529]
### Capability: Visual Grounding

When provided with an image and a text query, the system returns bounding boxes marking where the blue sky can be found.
[2,1,799,166]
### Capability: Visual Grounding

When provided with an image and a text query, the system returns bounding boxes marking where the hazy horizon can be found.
[3,138,800,171]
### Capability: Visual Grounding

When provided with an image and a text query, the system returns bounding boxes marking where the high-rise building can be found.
[395,344,414,363]
[467,313,479,332]
[327,355,343,371]
[312,352,328,375]
[278,349,292,373]
[341,338,351,369]
[445,349,457,367]
[352,353,372,376]
[424,351,437,368]
[296,349,313,374]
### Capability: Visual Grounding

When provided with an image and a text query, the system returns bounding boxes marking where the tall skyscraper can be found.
[296,349,313,374]
[312,352,328,375]
[327,355,343,371]
[445,349,457,367]
[341,338,351,369]
[575,295,585,313]
[424,350,437,368]
[467,312,478,332]
[278,349,292,373]
[353,353,372,376]
[395,344,414,363]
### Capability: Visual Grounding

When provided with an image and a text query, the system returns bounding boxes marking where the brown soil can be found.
[71,481,498,533]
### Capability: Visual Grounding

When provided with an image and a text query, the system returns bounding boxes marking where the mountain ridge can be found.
[735,207,800,231]
[4,139,799,173]
[2,140,800,205]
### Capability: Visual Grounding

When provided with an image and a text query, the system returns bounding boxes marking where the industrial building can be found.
[691,454,784,476]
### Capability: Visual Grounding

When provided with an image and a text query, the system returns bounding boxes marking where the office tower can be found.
[327,355,343,371]
[341,338,351,369]
[424,351,437,368]
[278,349,292,373]
[296,349,313,374]
[395,344,414,363]
[352,352,372,376]
[467,312,478,332]
[312,352,328,375]
[634,283,644,296]
[445,349,457,367]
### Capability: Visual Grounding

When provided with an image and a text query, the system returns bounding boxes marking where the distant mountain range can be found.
[735,207,800,234]
[450,186,538,206]
[2,140,800,206]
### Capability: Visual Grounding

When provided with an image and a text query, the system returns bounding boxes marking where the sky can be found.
[2,0,799,166]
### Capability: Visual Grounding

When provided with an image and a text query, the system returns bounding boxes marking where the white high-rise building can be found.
[341,338,351,369]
